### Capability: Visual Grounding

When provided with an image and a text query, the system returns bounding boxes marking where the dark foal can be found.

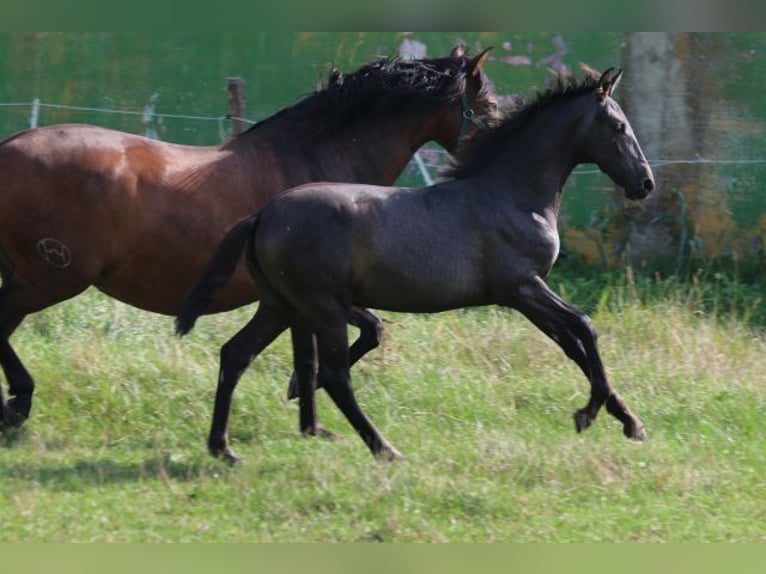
[0,46,499,430]
[178,68,654,463]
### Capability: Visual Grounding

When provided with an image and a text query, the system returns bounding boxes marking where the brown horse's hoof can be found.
[573,409,593,433]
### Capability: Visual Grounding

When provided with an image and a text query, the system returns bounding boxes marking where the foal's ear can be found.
[607,68,623,96]
[468,47,492,77]
[598,67,623,97]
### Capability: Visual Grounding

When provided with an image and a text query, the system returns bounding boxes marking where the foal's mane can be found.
[446,73,602,179]
[234,54,483,140]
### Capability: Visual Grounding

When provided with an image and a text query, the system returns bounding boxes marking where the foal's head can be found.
[579,68,655,200]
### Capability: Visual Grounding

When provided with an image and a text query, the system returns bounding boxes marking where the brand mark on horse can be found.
[36,238,73,269]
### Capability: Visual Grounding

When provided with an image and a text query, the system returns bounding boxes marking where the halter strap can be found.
[459,91,487,140]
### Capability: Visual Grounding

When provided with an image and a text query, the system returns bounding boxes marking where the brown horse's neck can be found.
[230,107,446,188]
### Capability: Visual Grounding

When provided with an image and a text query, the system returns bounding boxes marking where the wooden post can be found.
[226,77,246,138]
[619,33,725,269]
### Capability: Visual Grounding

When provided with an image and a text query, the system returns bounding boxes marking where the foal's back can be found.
[254,181,495,313]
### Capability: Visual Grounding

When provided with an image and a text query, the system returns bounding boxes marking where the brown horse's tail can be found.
[175,214,258,336]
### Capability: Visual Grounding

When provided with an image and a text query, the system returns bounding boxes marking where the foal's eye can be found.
[615,122,626,135]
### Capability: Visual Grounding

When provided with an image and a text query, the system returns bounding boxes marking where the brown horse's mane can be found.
[234,54,483,140]
[445,73,602,180]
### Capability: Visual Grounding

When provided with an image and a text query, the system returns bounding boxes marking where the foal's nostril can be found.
[643,178,655,193]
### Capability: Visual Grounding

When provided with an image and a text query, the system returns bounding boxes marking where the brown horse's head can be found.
[440,44,500,152]
[308,45,500,154]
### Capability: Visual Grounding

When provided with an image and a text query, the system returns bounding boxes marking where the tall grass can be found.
[0,266,764,541]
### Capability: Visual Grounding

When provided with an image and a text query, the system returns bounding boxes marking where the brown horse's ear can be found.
[450,43,466,58]
[468,47,492,77]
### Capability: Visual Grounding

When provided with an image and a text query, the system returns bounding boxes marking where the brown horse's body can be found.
[0,48,498,426]
[0,121,423,315]
[1,126,256,314]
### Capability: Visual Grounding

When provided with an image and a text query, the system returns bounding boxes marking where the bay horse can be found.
[0,46,499,429]
[177,68,655,463]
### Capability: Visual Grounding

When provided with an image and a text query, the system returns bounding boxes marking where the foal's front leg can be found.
[507,276,645,441]
[314,323,402,460]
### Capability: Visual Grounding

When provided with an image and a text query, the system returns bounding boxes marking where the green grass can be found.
[1,269,765,541]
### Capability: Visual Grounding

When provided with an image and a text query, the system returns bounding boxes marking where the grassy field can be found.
[0,267,764,542]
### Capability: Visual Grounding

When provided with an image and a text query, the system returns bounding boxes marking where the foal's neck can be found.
[491,96,594,212]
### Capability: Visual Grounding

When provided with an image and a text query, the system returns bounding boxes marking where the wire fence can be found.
[5,99,766,181]
[3,98,766,269]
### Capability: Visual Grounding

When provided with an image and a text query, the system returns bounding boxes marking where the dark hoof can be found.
[303,425,338,441]
[1,401,28,429]
[624,420,647,442]
[375,446,404,462]
[209,445,243,466]
[573,409,593,433]
[371,439,404,462]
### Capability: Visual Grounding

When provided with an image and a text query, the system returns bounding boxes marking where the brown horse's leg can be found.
[286,306,383,400]
[208,303,290,464]
[0,272,93,427]
[507,276,645,441]
[314,321,402,460]
[0,335,33,428]
[0,288,33,427]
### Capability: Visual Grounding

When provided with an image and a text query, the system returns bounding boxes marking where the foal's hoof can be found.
[573,409,593,434]
[373,443,404,462]
[210,446,243,466]
[303,425,338,441]
[624,420,647,442]
[1,401,28,429]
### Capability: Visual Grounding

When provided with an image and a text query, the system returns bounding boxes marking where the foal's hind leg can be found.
[313,321,401,460]
[209,303,291,464]
[286,306,383,400]
[507,276,645,441]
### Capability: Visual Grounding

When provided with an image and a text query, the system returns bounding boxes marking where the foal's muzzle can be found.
[626,174,655,201]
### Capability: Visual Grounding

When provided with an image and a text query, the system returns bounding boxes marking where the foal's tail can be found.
[175,214,258,336]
